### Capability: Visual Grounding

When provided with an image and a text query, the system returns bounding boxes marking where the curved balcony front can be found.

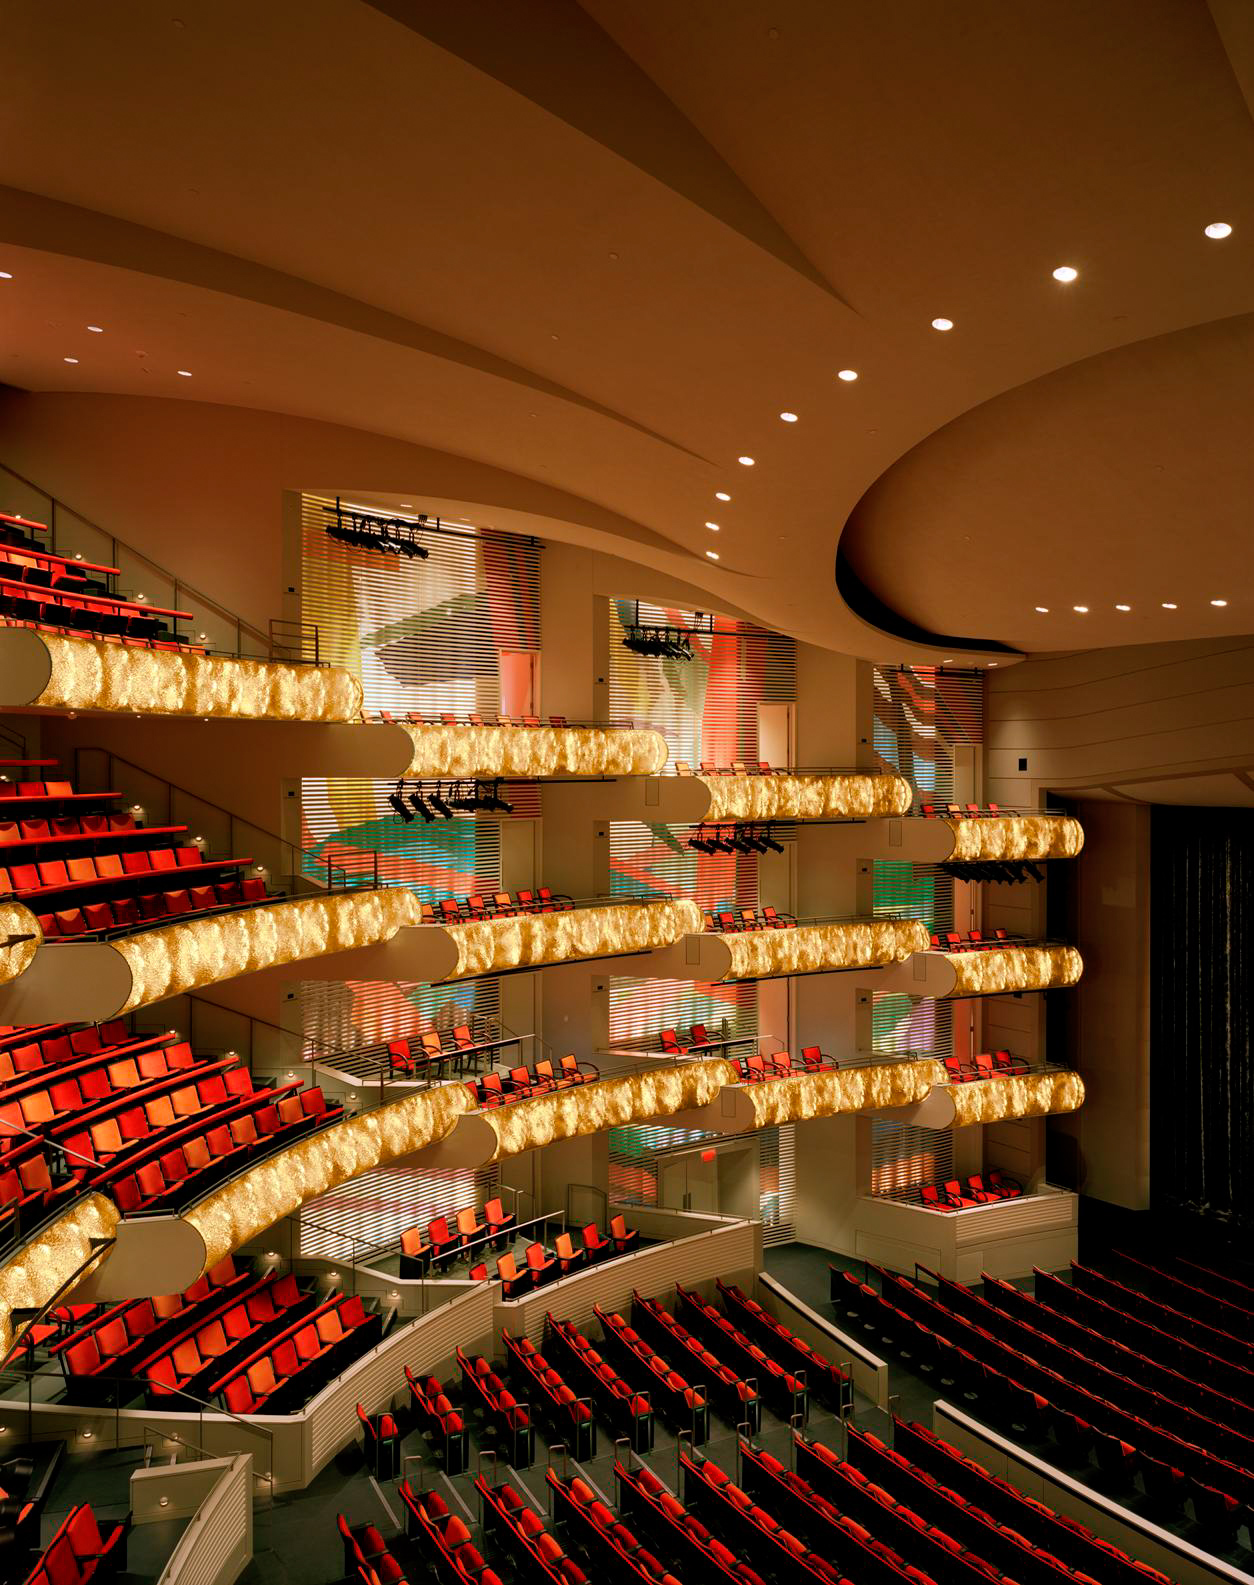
[0,627,362,722]
[400,719,668,779]
[696,768,911,822]
[633,915,930,982]
[875,940,1084,998]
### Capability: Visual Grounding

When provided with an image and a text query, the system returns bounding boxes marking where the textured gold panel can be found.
[721,918,930,981]
[0,1193,118,1357]
[944,944,1083,997]
[483,1057,739,1161]
[0,902,42,983]
[441,898,704,980]
[185,1082,472,1272]
[702,772,911,822]
[33,632,362,721]
[945,815,1085,862]
[741,1059,946,1127]
[945,1069,1086,1127]
[401,722,668,779]
[115,889,420,1013]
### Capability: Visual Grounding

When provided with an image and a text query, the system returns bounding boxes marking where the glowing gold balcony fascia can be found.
[0,1192,118,1358]
[945,815,1085,863]
[0,902,42,984]
[12,629,363,721]
[720,918,931,981]
[401,722,668,779]
[185,1081,472,1273]
[945,1069,1086,1128]
[942,944,1083,998]
[114,888,421,1013]
[740,1059,946,1128]
[481,1057,739,1162]
[701,771,911,822]
[438,898,705,980]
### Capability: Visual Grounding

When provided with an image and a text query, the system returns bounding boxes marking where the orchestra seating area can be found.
[339,1273,1192,1585]
[0,761,273,936]
[0,512,194,650]
[834,1256,1254,1551]
[394,1205,640,1291]
[915,1171,1024,1211]
[0,1021,340,1246]
[704,906,796,931]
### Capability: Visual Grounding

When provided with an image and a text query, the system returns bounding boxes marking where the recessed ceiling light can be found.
[836,369,858,382]
[1204,222,1232,240]
[706,550,720,560]
[715,491,731,502]
[988,662,999,668]
[0,271,12,280]
[942,659,953,664]
[931,318,954,331]
[1034,606,1049,613]
[400,502,412,508]
[1052,266,1079,283]
[1073,605,1089,613]
[86,325,103,333]
[1162,602,1177,610]
[738,456,755,466]
[705,521,720,531]
[63,357,79,364]
[1211,598,1228,607]
[779,411,798,423]
[176,369,192,377]
[1115,603,1131,611]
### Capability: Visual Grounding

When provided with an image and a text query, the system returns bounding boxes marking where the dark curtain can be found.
[1150,806,1254,1235]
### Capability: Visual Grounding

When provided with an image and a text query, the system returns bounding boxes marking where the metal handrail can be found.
[707,908,924,932]
[140,1423,273,1490]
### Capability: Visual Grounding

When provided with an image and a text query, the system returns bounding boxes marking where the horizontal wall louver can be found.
[869,1117,954,1198]
[299,1165,498,1266]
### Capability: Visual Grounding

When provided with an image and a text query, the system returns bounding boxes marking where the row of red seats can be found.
[378,709,571,729]
[921,802,1005,818]
[398,1198,517,1274]
[677,1452,845,1582]
[1161,1252,1254,1312]
[0,812,183,850]
[1109,1248,1254,1337]
[838,1266,1254,1536]
[503,1328,596,1459]
[595,1303,709,1442]
[1037,1263,1254,1405]
[420,887,572,923]
[51,1255,246,1390]
[944,1052,1028,1082]
[704,906,795,931]
[497,1219,639,1297]
[214,1292,380,1415]
[738,1048,833,1080]
[631,1290,761,1432]
[19,1504,126,1585]
[105,1084,337,1214]
[929,1266,1254,1478]
[387,1023,516,1076]
[659,1024,755,1056]
[36,875,268,937]
[337,1514,408,1585]
[919,1172,1022,1211]
[930,929,1013,953]
[456,1347,534,1468]
[674,1280,807,1421]
[465,1054,597,1107]
[401,1483,502,1585]
[5,840,226,893]
[404,1364,469,1475]
[982,1274,1254,1445]
[549,1465,707,1585]
[0,556,192,647]
[544,1313,654,1453]
[0,1019,132,1084]
[880,1419,1174,1585]
[477,1473,588,1585]
[717,1279,849,1409]
[614,1459,769,1584]
[675,758,777,775]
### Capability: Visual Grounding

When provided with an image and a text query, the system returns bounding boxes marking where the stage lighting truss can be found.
[324,498,431,559]
[940,859,1046,885]
[687,821,784,855]
[620,601,743,661]
[387,777,515,824]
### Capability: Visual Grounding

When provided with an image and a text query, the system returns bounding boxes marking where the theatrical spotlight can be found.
[429,785,456,818]
[481,779,514,813]
[687,825,716,854]
[388,782,414,823]
[761,825,784,853]
[408,791,437,823]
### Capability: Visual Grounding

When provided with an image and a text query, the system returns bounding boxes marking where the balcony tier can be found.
[401,720,668,779]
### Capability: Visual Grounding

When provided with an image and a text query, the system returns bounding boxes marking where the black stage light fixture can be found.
[762,826,784,853]
[484,779,513,814]
[388,783,414,823]
[1025,861,1044,883]
[429,786,455,819]
[408,791,437,823]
